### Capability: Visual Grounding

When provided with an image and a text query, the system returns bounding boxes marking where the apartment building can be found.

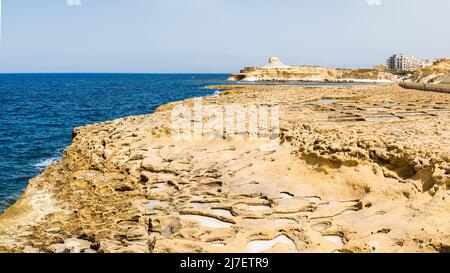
[386,53,431,71]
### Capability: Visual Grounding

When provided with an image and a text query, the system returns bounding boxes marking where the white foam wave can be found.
[35,157,60,170]
[209,89,221,96]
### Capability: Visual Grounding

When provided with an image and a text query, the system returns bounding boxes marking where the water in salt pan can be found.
[365,116,401,122]
[211,242,226,248]
[211,209,233,217]
[146,200,169,210]
[180,215,233,228]
[395,111,426,117]
[190,202,232,217]
[426,109,450,113]
[323,235,344,248]
[317,99,336,105]
[280,192,294,199]
[148,183,168,194]
[247,235,296,253]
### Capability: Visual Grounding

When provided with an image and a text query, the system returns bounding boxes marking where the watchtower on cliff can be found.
[262,57,291,69]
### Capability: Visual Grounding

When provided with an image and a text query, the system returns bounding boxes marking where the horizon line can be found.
[0,72,233,75]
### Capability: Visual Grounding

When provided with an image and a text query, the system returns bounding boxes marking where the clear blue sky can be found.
[0,0,449,73]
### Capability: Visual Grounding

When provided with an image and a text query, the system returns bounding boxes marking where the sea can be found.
[0,73,363,213]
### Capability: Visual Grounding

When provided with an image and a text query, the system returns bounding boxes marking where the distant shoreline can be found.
[228,58,398,83]
[230,79,395,84]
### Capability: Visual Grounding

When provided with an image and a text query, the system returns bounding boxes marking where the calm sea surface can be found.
[0,73,364,213]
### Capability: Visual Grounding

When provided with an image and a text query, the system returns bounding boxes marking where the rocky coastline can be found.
[0,84,449,253]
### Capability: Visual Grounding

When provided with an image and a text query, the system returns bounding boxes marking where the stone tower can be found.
[262,57,291,69]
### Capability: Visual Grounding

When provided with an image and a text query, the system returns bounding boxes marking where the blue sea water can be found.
[0,73,229,213]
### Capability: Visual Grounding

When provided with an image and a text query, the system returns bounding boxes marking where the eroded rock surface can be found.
[408,59,450,84]
[0,84,449,253]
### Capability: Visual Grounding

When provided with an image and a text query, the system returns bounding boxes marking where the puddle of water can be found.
[328,116,365,122]
[426,109,450,115]
[191,202,218,209]
[365,116,400,122]
[317,99,336,105]
[280,192,294,199]
[146,200,169,210]
[190,203,232,217]
[180,215,233,228]
[148,183,168,193]
[248,205,271,211]
[211,209,233,217]
[395,112,426,117]
[211,242,226,248]
[247,235,296,253]
[323,235,344,248]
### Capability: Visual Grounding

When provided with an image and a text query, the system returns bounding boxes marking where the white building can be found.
[386,53,431,71]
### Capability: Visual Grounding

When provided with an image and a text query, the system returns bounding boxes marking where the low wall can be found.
[399,82,450,93]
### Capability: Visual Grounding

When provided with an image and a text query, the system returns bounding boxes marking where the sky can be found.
[0,0,449,73]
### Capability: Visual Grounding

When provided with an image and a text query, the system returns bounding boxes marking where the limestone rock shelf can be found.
[0,84,449,253]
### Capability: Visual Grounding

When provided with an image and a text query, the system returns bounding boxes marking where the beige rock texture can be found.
[441,73,450,85]
[409,59,450,84]
[228,57,397,83]
[0,84,449,253]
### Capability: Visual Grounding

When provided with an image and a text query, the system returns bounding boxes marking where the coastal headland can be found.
[0,84,449,253]
[228,57,397,83]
